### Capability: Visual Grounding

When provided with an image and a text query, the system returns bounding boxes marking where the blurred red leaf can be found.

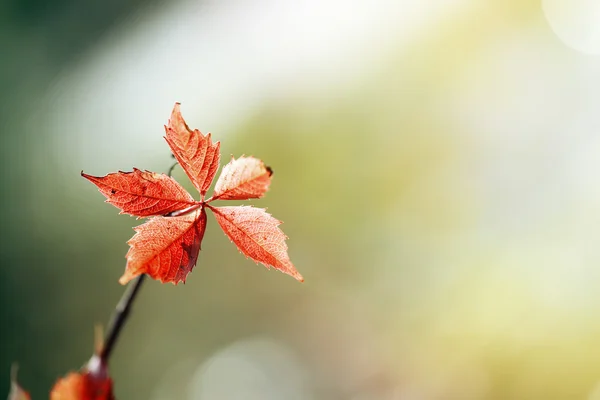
[10,330,115,400]
[209,205,303,282]
[120,207,207,284]
[83,103,302,284]
[164,103,220,198]
[50,372,113,400]
[81,168,196,218]
[209,156,272,201]
[50,356,114,400]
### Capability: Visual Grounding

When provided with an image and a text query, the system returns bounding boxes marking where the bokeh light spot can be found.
[542,0,600,54]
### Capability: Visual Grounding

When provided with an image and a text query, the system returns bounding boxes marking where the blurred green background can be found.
[3,0,600,398]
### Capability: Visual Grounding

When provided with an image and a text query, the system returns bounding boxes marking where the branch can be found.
[100,274,145,361]
[99,160,179,362]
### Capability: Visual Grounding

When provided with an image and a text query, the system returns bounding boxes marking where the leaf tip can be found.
[288,268,304,282]
[9,363,30,400]
[10,362,19,381]
[93,324,104,355]
[118,272,135,285]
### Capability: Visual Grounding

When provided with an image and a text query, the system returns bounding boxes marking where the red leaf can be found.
[50,330,114,400]
[50,363,114,400]
[120,206,207,285]
[164,103,220,198]
[82,103,302,285]
[209,156,272,201]
[50,372,113,400]
[81,169,197,217]
[209,205,303,281]
[8,365,30,400]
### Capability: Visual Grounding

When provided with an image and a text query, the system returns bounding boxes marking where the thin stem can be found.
[100,274,145,361]
[100,160,178,362]
[167,160,178,178]
[166,202,203,217]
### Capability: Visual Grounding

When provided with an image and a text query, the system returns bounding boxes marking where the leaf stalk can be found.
[100,160,179,362]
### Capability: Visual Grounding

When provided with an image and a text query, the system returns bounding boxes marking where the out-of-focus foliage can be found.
[3,0,600,399]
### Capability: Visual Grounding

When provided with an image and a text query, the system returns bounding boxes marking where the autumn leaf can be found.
[8,365,30,400]
[9,329,115,400]
[50,355,114,400]
[82,102,302,285]
[81,168,195,218]
[50,371,114,400]
[50,329,115,400]
[164,103,220,198]
[209,156,272,201]
[121,207,207,285]
[208,205,303,281]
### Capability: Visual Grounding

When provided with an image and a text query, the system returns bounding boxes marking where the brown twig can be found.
[99,274,145,361]
[99,160,179,362]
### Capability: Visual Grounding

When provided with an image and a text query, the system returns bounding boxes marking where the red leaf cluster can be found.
[9,354,114,400]
[82,103,302,284]
[50,370,113,400]
[48,330,114,400]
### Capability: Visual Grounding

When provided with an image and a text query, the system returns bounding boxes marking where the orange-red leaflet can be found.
[8,357,114,400]
[50,354,114,400]
[82,103,302,285]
